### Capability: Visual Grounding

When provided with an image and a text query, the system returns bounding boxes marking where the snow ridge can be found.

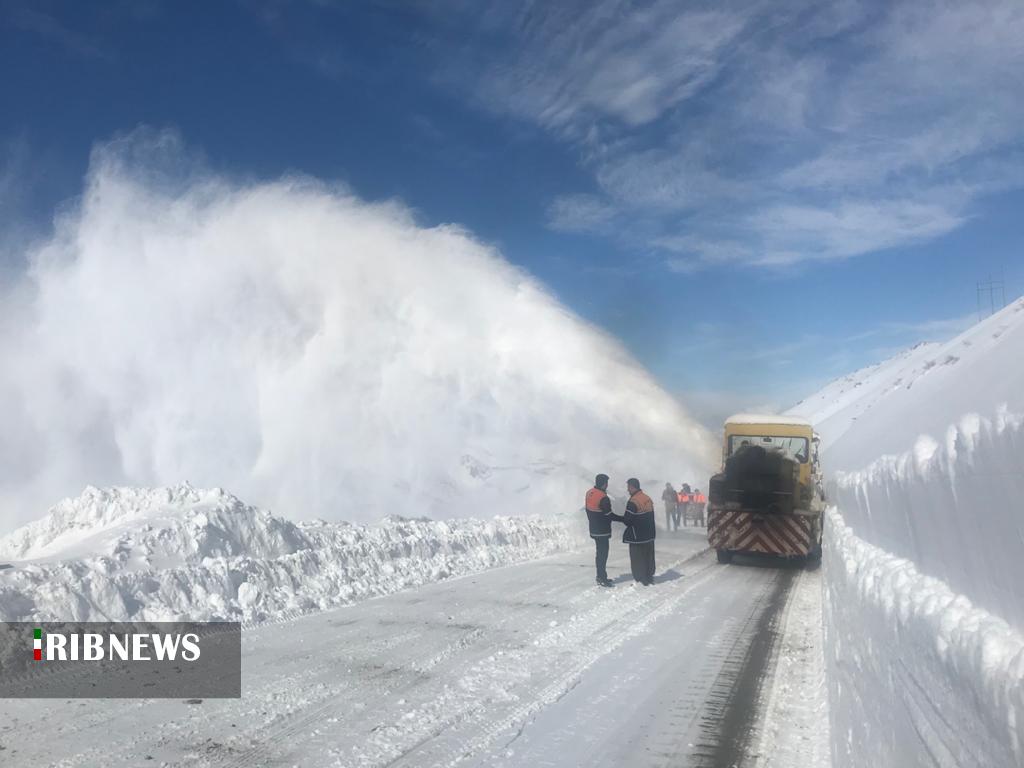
[0,485,582,623]
[797,297,1024,472]
[790,342,941,440]
[0,483,308,563]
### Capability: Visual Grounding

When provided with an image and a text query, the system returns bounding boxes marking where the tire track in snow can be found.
[379,555,720,768]
[690,563,794,767]
[213,544,713,768]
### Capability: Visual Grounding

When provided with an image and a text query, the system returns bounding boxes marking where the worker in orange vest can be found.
[585,474,618,587]
[692,489,707,526]
[622,478,656,585]
[677,483,692,529]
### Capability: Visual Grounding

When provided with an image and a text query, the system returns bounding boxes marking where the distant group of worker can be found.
[660,483,706,531]
[584,474,708,588]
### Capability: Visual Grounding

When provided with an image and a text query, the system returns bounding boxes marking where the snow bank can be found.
[824,509,1024,768]
[0,484,583,623]
[755,570,830,768]
[0,129,716,534]
[832,406,1024,630]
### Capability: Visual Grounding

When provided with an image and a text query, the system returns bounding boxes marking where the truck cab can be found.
[707,413,824,565]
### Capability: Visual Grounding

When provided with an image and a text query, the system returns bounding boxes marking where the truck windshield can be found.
[729,435,809,463]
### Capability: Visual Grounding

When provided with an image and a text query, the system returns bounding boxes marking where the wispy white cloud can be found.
[546,193,616,233]
[435,0,1024,270]
[465,2,748,135]
[593,142,749,211]
[7,5,109,60]
[746,198,967,264]
[780,1,1024,193]
[656,235,753,272]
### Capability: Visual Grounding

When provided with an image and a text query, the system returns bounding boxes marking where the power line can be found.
[977,268,1006,320]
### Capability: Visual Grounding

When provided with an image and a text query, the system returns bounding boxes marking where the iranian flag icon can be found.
[33,627,42,661]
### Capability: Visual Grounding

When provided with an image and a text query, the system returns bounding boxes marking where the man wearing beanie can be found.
[584,473,618,587]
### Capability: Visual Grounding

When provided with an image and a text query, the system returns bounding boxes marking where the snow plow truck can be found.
[707,414,824,566]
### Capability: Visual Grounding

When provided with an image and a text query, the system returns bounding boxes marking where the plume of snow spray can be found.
[0,131,716,531]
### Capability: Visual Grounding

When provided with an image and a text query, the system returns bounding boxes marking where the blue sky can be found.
[2,0,1022,427]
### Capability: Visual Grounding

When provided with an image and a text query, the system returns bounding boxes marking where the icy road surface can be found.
[0,529,824,767]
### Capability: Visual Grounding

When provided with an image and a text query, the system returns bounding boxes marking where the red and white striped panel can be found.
[707,508,744,549]
[707,509,811,556]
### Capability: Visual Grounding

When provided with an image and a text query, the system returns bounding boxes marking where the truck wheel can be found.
[805,544,822,570]
[716,549,732,564]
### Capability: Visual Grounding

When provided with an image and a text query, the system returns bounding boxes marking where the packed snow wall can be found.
[0,131,716,533]
[831,407,1024,630]
[824,412,1024,767]
[798,300,1024,766]
[824,509,1024,768]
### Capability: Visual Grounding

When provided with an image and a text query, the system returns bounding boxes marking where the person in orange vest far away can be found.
[677,483,692,529]
[692,488,707,526]
[622,478,657,585]
[585,474,618,587]
[661,482,678,532]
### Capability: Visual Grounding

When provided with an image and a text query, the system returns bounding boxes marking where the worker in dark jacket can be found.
[585,474,618,587]
[661,483,678,532]
[622,478,656,585]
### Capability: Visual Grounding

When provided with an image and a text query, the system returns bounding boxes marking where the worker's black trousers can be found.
[593,536,610,581]
[629,542,656,584]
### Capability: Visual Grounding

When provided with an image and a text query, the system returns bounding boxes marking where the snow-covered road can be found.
[0,529,822,767]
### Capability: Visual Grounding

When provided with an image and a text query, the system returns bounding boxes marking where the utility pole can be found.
[976,269,1006,321]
